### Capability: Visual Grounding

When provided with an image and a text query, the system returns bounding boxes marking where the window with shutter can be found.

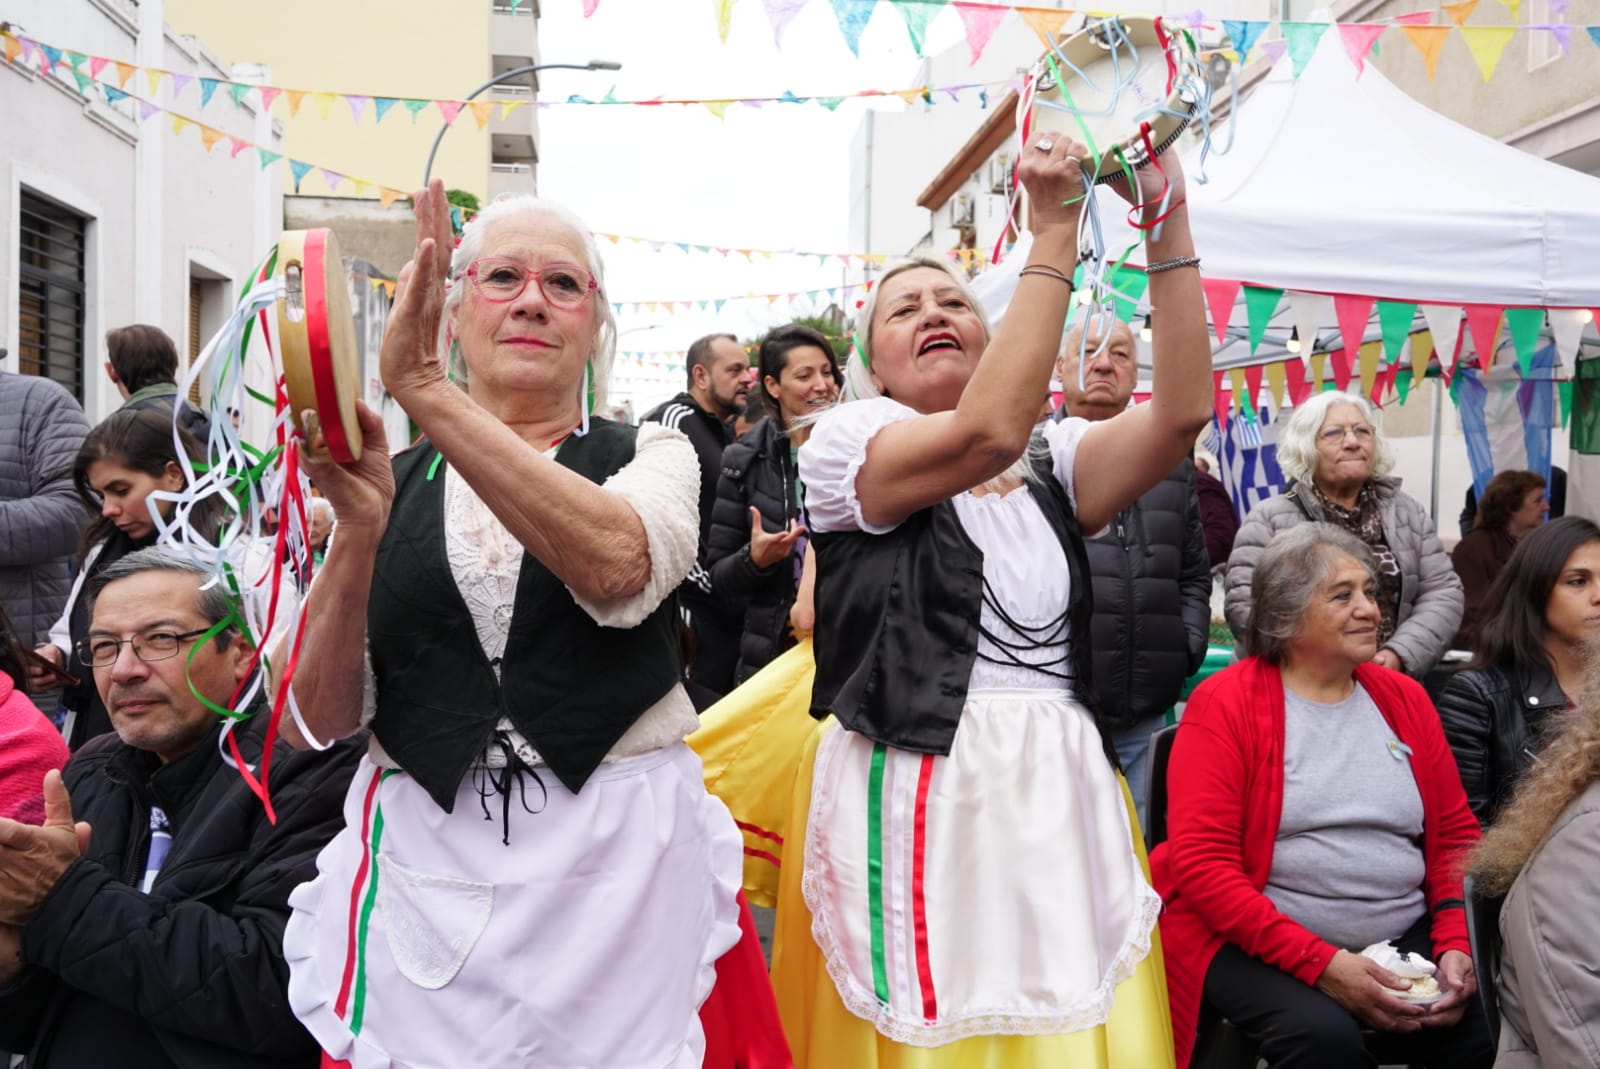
[18,190,88,401]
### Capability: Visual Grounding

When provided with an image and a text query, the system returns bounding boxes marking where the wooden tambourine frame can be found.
[1027,15,1199,184]
[276,228,363,463]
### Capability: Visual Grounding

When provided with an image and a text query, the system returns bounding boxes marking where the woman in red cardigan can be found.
[1150,523,1492,1069]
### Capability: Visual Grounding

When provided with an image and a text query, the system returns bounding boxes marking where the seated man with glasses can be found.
[0,547,360,1068]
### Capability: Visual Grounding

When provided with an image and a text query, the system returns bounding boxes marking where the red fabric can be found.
[699,890,794,1069]
[0,671,69,825]
[1149,658,1481,1069]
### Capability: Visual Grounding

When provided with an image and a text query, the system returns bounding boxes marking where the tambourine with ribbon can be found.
[1023,15,1203,184]
[275,228,363,463]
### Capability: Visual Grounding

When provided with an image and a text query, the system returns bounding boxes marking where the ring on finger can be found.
[1035,138,1054,151]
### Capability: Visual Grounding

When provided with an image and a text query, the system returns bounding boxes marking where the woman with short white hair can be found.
[1224,389,1462,677]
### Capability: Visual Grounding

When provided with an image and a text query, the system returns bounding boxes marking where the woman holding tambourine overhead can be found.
[277,182,747,1068]
[767,125,1213,1066]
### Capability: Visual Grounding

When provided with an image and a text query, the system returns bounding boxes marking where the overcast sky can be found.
[530,2,975,410]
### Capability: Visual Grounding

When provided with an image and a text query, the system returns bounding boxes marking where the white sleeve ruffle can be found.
[569,421,701,627]
[797,396,924,535]
[1041,415,1093,518]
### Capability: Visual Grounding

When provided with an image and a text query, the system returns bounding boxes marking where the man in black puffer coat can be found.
[1057,321,1211,830]
[0,548,360,1069]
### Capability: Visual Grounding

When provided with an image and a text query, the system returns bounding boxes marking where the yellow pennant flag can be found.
[1505,0,1520,21]
[146,68,165,96]
[198,125,225,152]
[1400,25,1451,79]
[312,91,337,119]
[169,114,190,135]
[498,100,521,120]
[1440,0,1479,25]
[704,100,730,120]
[1265,360,1288,408]
[1409,330,1433,386]
[1309,351,1329,389]
[378,186,403,209]
[1358,340,1383,399]
[1460,25,1516,80]
[286,89,306,117]
[1017,6,1074,48]
[1228,368,1249,411]
[468,100,493,129]
[715,0,737,43]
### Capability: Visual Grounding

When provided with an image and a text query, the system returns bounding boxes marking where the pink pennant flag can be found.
[437,100,464,125]
[228,136,251,158]
[1392,10,1434,24]
[1285,357,1311,406]
[1328,347,1354,390]
[88,55,109,79]
[1333,294,1376,359]
[1463,304,1505,368]
[582,0,600,14]
[1244,364,1264,407]
[259,86,281,112]
[1337,24,1386,74]
[1214,370,1231,430]
[953,2,1009,64]
[1201,277,1243,348]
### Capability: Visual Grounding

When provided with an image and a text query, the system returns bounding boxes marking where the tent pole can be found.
[1429,374,1443,523]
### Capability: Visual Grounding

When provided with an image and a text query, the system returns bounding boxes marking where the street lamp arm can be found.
[422,60,621,186]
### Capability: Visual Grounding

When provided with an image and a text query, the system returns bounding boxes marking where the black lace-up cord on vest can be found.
[471,730,550,846]
[974,577,1077,682]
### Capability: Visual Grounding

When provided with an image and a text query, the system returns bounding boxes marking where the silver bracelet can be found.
[1145,255,1201,274]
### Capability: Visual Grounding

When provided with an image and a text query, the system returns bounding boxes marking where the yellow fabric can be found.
[771,720,1177,1069]
[687,639,820,908]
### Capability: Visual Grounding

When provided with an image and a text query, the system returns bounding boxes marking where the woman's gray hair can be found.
[1275,389,1395,485]
[1245,523,1375,664]
[844,254,991,402]
[438,194,617,411]
[86,547,239,648]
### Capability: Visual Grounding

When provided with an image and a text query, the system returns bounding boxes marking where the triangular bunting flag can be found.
[1259,38,1290,67]
[468,100,493,129]
[1558,379,1573,430]
[1376,300,1417,360]
[704,100,731,120]
[288,159,315,186]
[322,169,345,192]
[1243,285,1284,353]
[1213,370,1231,429]
[896,0,948,55]
[374,97,398,122]
[1309,351,1329,392]
[169,72,192,98]
[1441,0,1480,25]
[260,86,281,112]
[378,187,403,209]
[1541,24,1573,55]
[1337,23,1387,73]
[403,99,429,121]
[1285,357,1311,406]
[1463,303,1505,368]
[229,81,250,106]
[1229,369,1251,419]
[1395,347,1414,403]
[1400,25,1451,80]
[2,35,22,65]
[1282,22,1332,77]
[169,114,192,135]
[1420,304,1461,380]
[1358,340,1383,399]
[1244,364,1265,410]
[583,0,601,14]
[953,1,1009,62]
[1265,360,1289,407]
[88,55,109,79]
[1409,330,1434,387]
[136,99,160,121]
[286,89,307,117]
[1548,308,1588,370]
[1392,10,1435,24]
[1327,347,1353,390]
[1333,294,1376,357]
[437,100,464,125]
[1504,307,1544,375]
[63,50,86,72]
[1201,277,1243,348]
[1588,26,1600,50]
[198,125,225,152]
[312,91,337,119]
[1222,19,1269,61]
[199,77,220,107]
[1289,292,1332,364]
[228,136,250,158]
[346,94,370,122]
[145,68,164,96]
[1018,5,1073,48]
[1460,26,1516,80]
[1110,266,1150,323]
[104,86,128,105]
[113,60,136,87]
[71,69,93,95]
[716,0,738,43]
[39,45,62,69]
[761,0,808,47]
[256,148,282,168]
[830,0,877,56]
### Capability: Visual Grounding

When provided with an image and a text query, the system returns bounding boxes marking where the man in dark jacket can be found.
[641,333,749,705]
[0,547,359,1068]
[1057,321,1211,829]
[105,324,211,441]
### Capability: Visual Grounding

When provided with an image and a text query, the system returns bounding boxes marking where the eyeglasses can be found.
[463,258,597,307]
[1319,425,1375,445]
[77,627,213,668]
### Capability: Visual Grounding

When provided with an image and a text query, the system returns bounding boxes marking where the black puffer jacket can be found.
[1082,459,1212,729]
[0,716,362,1068]
[706,417,802,683]
[1435,661,1568,826]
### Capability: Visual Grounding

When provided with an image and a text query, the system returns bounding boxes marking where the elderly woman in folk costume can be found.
[767,131,1213,1067]
[277,182,772,1068]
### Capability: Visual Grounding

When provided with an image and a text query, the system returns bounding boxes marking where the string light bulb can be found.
[1286,327,1302,354]
[1582,310,1596,324]
[1140,314,1154,343]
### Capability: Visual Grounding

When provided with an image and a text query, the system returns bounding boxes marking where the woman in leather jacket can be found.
[705,323,841,683]
[1436,516,1600,825]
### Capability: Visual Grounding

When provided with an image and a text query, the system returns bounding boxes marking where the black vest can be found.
[809,439,1113,764]
[368,421,683,811]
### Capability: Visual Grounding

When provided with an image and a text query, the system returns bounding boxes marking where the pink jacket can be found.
[0,671,70,825]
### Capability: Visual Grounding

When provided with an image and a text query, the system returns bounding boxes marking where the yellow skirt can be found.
[770,717,1176,1069]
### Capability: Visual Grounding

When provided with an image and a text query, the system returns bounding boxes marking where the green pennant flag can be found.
[1396,366,1412,405]
[1376,301,1417,362]
[897,0,948,55]
[65,50,87,70]
[404,99,430,120]
[229,82,250,106]
[1111,265,1150,323]
[1504,308,1544,377]
[1243,285,1284,353]
[1572,358,1600,454]
[1559,379,1573,430]
[1281,22,1331,77]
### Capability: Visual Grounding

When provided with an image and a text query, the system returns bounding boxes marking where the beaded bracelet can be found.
[1018,265,1075,286]
[1145,255,1201,274]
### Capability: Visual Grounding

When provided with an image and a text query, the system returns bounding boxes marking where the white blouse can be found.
[798,397,1096,693]
[364,421,701,768]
